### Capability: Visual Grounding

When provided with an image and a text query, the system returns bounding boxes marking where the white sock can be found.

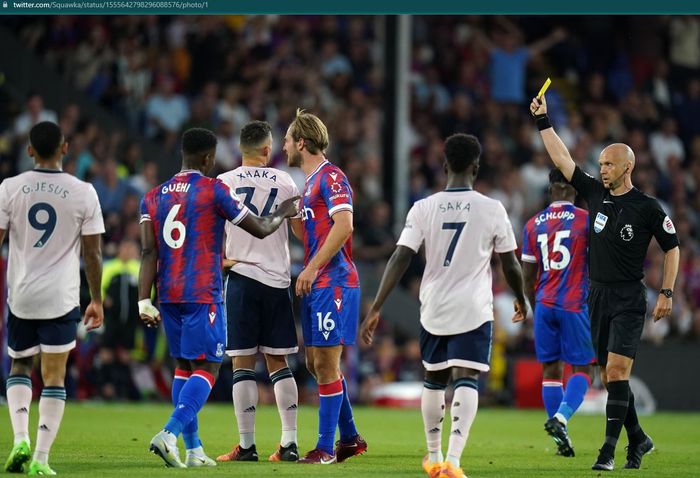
[34,387,67,465]
[232,369,257,449]
[186,446,204,456]
[271,368,298,447]
[553,412,568,426]
[7,376,32,445]
[446,385,479,468]
[422,385,446,463]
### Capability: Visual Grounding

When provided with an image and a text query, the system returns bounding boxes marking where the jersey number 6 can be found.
[164,204,186,249]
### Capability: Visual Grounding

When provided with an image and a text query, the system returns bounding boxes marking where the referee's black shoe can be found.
[544,417,575,457]
[624,435,654,469]
[592,451,615,471]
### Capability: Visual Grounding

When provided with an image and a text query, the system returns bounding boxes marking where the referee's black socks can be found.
[601,380,630,457]
[624,391,647,445]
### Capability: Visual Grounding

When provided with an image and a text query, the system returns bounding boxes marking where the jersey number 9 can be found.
[28,202,57,248]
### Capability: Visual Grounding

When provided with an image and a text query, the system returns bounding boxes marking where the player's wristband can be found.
[138,298,160,317]
[533,114,552,131]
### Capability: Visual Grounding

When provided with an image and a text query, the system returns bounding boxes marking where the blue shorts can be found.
[534,303,595,366]
[420,321,493,372]
[301,287,359,347]
[160,302,227,363]
[225,271,298,356]
[7,307,80,359]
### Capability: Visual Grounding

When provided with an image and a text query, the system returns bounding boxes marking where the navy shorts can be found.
[534,303,595,366]
[420,321,493,372]
[160,302,227,363]
[7,307,80,358]
[225,271,298,356]
[301,286,359,347]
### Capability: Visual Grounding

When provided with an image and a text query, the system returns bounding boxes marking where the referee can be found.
[530,95,680,471]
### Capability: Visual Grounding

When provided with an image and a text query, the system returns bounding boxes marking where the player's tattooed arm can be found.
[522,261,538,316]
[238,196,300,239]
[499,251,528,323]
[361,245,416,346]
[82,233,104,331]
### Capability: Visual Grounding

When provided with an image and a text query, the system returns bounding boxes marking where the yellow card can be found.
[537,78,551,98]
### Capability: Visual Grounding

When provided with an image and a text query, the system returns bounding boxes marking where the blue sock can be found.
[172,369,201,449]
[556,373,590,422]
[316,379,343,455]
[542,380,564,418]
[338,377,358,443]
[165,371,215,437]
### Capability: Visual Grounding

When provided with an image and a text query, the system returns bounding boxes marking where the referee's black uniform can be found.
[568,166,680,365]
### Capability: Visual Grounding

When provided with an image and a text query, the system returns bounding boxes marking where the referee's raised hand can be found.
[530,95,547,116]
[651,294,672,322]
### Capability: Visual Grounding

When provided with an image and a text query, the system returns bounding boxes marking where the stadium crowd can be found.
[1,15,699,403]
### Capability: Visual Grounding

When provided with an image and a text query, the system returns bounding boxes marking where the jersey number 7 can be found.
[442,221,466,267]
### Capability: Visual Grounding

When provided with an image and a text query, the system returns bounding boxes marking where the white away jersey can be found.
[0,170,105,319]
[397,189,517,335]
[218,166,299,288]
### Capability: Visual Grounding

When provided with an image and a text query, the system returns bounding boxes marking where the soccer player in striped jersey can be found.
[283,110,366,465]
[1,122,105,476]
[215,121,303,463]
[139,128,298,468]
[361,133,528,478]
[521,169,594,457]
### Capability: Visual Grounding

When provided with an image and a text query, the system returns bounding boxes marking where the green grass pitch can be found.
[2,403,699,477]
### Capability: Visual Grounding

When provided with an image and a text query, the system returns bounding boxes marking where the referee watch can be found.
[659,288,674,298]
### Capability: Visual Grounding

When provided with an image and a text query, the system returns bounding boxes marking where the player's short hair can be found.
[288,109,329,155]
[549,168,569,185]
[444,133,481,173]
[240,120,272,151]
[29,121,63,159]
[182,128,217,156]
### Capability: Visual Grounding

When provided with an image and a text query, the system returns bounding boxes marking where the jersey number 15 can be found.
[536,230,571,271]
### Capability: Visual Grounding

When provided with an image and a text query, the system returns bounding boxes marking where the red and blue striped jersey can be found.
[139,170,249,303]
[521,202,589,312]
[300,161,359,289]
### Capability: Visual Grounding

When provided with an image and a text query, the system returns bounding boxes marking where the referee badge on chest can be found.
[594,212,608,233]
[620,224,634,241]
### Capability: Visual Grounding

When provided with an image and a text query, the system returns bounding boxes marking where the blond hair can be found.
[288,108,329,155]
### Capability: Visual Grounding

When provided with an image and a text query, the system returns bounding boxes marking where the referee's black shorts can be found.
[588,281,646,366]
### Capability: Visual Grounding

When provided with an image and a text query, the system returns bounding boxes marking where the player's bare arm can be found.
[530,95,576,181]
[138,221,160,328]
[295,210,353,297]
[652,245,680,322]
[289,217,303,240]
[522,261,538,315]
[499,251,528,322]
[238,195,300,239]
[361,245,415,346]
[81,234,104,331]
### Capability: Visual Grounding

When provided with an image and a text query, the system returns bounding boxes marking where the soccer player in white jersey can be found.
[215,120,303,463]
[1,122,104,476]
[360,133,528,478]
